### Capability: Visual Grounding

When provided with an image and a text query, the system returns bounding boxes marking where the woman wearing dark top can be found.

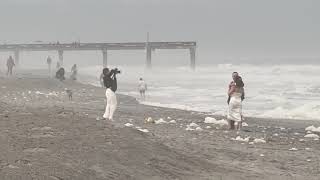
[102,68,118,121]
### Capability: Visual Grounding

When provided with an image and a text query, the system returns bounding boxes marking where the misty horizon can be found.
[0,0,319,65]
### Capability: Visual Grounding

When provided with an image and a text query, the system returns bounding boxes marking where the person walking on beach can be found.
[55,67,65,81]
[6,56,15,76]
[99,72,105,87]
[70,64,78,80]
[227,72,245,130]
[138,78,147,100]
[56,61,61,69]
[102,68,119,121]
[47,56,52,73]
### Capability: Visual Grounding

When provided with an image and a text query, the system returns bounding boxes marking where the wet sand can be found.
[0,73,320,180]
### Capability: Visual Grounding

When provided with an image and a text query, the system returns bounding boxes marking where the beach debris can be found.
[242,122,249,127]
[35,91,42,95]
[124,123,134,127]
[294,132,300,135]
[232,136,250,142]
[299,139,305,142]
[204,117,217,123]
[304,134,319,139]
[169,120,177,124]
[8,164,19,169]
[204,117,228,126]
[289,148,298,151]
[280,127,286,131]
[189,122,199,127]
[195,127,203,131]
[253,138,266,144]
[96,117,103,121]
[155,118,168,124]
[260,154,265,157]
[273,133,279,137]
[138,129,149,133]
[305,125,320,133]
[144,117,155,124]
[185,127,194,131]
[305,148,311,151]
[167,117,172,120]
[307,159,312,162]
[206,126,211,129]
[249,142,254,145]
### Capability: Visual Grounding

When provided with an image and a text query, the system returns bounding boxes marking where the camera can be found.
[112,68,121,74]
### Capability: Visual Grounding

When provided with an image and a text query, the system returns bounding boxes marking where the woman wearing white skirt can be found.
[227,76,244,130]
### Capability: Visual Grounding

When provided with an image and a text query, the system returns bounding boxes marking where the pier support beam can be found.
[58,50,64,66]
[190,47,196,70]
[102,49,108,68]
[14,50,20,66]
[146,45,152,69]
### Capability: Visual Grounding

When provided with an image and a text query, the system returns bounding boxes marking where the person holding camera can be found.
[102,67,120,121]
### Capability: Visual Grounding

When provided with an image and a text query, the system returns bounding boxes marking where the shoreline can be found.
[1,72,320,179]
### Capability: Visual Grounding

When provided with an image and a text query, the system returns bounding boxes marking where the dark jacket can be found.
[103,70,117,92]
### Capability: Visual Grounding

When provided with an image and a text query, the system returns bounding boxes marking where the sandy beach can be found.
[0,72,320,180]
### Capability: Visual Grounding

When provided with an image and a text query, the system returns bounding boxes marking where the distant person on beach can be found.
[227,74,245,130]
[102,68,120,121]
[138,78,147,100]
[70,64,78,80]
[6,56,15,76]
[99,73,104,87]
[56,61,61,69]
[55,67,65,81]
[47,56,52,73]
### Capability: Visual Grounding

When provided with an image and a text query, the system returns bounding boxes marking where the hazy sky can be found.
[0,0,320,63]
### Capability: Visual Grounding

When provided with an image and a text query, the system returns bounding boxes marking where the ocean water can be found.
[80,64,320,121]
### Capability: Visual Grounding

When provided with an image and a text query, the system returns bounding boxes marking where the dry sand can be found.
[0,73,319,180]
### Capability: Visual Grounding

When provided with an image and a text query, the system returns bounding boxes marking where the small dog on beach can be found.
[65,89,73,100]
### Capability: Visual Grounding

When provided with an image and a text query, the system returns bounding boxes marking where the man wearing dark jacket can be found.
[102,68,119,121]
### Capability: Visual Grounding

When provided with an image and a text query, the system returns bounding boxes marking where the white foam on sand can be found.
[304,134,319,138]
[185,127,194,131]
[137,128,149,133]
[253,138,266,143]
[195,127,203,131]
[232,136,250,142]
[204,117,228,126]
[169,120,177,124]
[189,122,199,127]
[305,125,320,133]
[124,123,134,127]
[155,118,168,124]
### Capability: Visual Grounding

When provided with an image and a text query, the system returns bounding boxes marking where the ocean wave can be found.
[80,64,320,121]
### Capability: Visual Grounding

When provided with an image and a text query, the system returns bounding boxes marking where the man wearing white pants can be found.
[102,68,119,121]
[103,88,117,120]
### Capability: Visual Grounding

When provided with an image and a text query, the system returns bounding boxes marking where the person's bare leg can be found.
[231,120,235,130]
